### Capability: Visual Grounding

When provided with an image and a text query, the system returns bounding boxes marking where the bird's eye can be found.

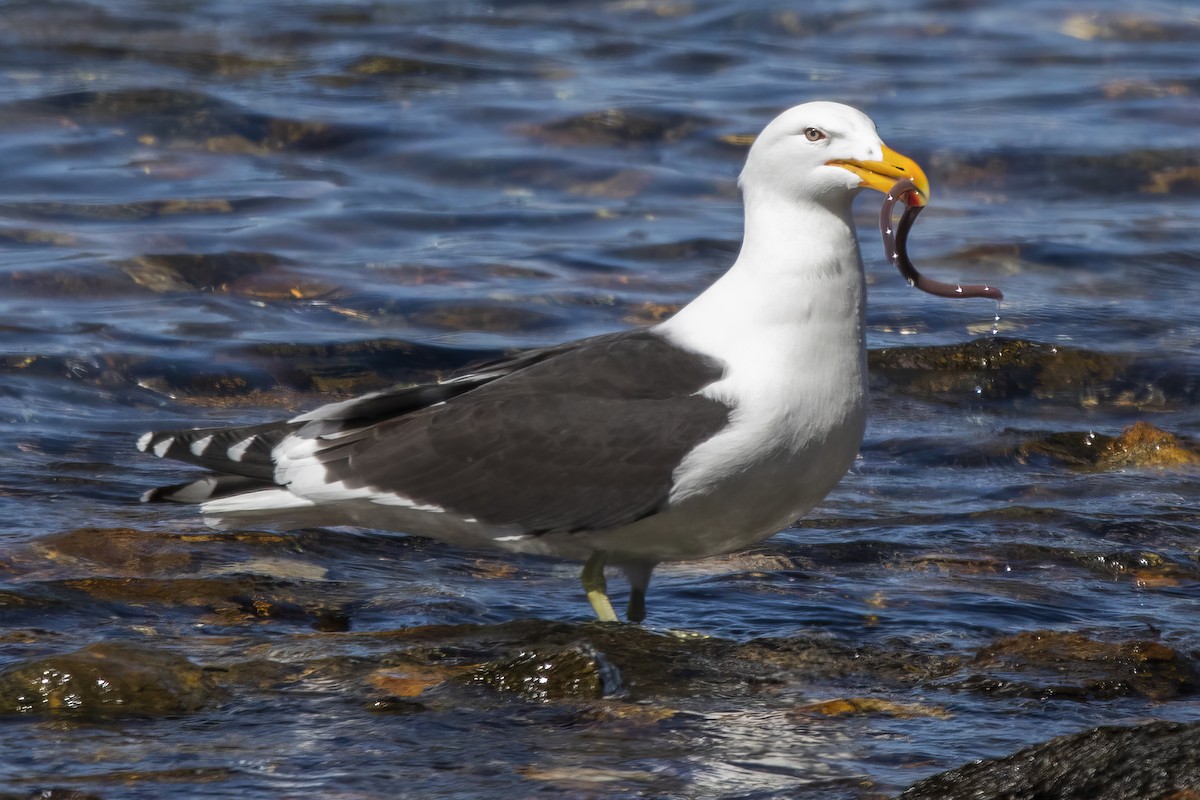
[803,127,826,142]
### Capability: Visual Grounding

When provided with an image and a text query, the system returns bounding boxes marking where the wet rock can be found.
[520,108,712,147]
[9,88,379,153]
[380,619,974,707]
[234,338,503,395]
[405,302,563,335]
[465,643,619,702]
[370,619,771,700]
[609,237,739,263]
[0,587,65,614]
[0,197,292,224]
[34,527,197,575]
[518,765,663,792]
[0,226,76,246]
[348,54,504,82]
[958,630,1196,701]
[898,720,1200,800]
[741,634,962,687]
[0,264,140,299]
[791,696,950,719]
[621,301,684,326]
[1083,549,1199,588]
[370,661,474,699]
[1017,421,1200,471]
[869,337,1124,403]
[1061,12,1200,42]
[564,169,653,199]
[114,252,288,293]
[0,790,101,800]
[1141,166,1200,195]
[869,337,1200,409]
[55,571,349,629]
[0,642,215,717]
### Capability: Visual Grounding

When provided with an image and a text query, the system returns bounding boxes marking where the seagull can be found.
[137,101,929,623]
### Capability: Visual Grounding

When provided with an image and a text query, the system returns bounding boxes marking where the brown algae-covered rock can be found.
[868,338,1129,404]
[1018,421,1199,471]
[0,642,215,717]
[961,630,1196,701]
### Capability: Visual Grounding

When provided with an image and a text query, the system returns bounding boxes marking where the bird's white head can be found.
[739,101,929,211]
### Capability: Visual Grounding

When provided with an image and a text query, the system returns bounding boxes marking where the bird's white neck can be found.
[658,189,867,380]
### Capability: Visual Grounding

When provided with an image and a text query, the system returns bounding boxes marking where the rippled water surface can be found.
[2,1,1200,797]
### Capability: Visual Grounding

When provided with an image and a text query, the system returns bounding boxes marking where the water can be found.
[2,0,1200,797]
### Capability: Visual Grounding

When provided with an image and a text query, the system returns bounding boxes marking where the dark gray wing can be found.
[310,329,730,534]
[137,349,551,479]
[140,329,731,534]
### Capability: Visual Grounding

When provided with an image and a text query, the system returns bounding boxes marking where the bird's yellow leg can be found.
[581,551,619,623]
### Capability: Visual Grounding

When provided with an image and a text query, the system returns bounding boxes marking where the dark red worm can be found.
[880,178,1003,301]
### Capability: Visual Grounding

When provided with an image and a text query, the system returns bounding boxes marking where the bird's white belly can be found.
[566,395,866,562]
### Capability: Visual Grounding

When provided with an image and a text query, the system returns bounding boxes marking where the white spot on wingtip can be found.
[152,437,174,458]
[227,436,255,462]
[190,434,214,457]
[136,432,154,452]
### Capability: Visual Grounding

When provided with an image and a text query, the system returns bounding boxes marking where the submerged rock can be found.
[869,337,1127,404]
[114,251,288,293]
[11,87,378,153]
[869,337,1199,410]
[898,720,1200,800]
[0,642,215,717]
[791,696,950,719]
[1017,421,1200,471]
[519,108,712,147]
[956,630,1196,701]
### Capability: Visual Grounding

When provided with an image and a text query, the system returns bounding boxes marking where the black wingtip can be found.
[141,475,276,504]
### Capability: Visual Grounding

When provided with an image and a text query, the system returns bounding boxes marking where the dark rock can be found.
[957,630,1196,701]
[368,619,962,705]
[741,635,962,687]
[521,108,712,147]
[56,574,346,628]
[312,610,352,633]
[35,527,197,574]
[465,643,619,702]
[114,252,288,293]
[0,642,215,717]
[3,790,103,800]
[869,337,1129,404]
[10,88,379,153]
[898,720,1200,800]
[234,337,503,393]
